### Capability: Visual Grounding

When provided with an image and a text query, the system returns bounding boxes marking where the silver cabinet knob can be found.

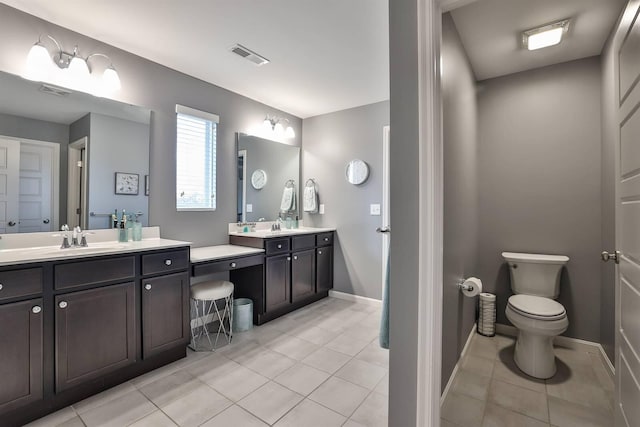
[230,262,237,268]
[293,255,298,260]
[277,244,282,249]
[32,306,42,314]
[318,250,322,255]
[324,237,329,241]
[145,284,152,291]
[287,257,291,261]
[165,259,172,266]
[59,301,68,309]
[0,283,3,291]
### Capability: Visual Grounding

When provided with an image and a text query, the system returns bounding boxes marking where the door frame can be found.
[238,149,247,222]
[68,137,88,230]
[382,126,390,292]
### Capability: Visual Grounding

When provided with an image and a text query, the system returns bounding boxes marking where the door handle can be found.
[601,250,621,264]
[376,227,390,233]
[43,219,50,224]
[7,221,16,227]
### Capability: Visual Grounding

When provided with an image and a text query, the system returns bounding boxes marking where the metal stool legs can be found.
[189,292,233,351]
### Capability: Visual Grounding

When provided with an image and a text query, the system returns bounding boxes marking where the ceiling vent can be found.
[229,44,269,66]
[39,83,72,97]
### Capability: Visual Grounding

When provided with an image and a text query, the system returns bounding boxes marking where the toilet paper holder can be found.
[458,281,475,292]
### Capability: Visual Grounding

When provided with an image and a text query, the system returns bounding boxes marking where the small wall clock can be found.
[345,159,369,185]
[251,169,268,189]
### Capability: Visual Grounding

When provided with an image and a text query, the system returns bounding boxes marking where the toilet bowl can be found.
[502,252,570,379]
[505,294,568,378]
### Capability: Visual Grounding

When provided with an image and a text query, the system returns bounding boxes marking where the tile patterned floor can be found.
[26,297,388,427]
[441,333,615,427]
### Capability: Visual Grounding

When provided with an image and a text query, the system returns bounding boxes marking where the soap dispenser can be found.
[118,213,128,242]
[132,213,143,242]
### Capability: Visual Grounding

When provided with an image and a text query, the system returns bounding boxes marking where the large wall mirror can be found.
[0,71,150,233]
[237,133,300,222]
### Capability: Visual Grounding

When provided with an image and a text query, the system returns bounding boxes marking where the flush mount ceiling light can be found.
[25,34,121,95]
[523,19,570,51]
[262,115,296,139]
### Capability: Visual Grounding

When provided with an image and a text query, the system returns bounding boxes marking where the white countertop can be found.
[190,245,264,263]
[229,226,335,239]
[0,238,190,267]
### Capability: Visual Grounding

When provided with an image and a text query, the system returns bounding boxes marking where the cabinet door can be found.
[142,272,189,358]
[292,249,315,303]
[0,298,43,414]
[55,283,136,392]
[265,254,291,312]
[317,246,333,293]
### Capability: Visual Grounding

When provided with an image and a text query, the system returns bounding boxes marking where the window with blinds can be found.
[175,105,219,211]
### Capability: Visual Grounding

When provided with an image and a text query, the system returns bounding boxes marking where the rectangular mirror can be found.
[236,133,300,222]
[0,70,151,232]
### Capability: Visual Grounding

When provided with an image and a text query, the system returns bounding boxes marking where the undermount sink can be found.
[1,243,130,257]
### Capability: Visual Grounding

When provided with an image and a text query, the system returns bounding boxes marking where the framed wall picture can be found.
[115,172,139,195]
[145,175,150,196]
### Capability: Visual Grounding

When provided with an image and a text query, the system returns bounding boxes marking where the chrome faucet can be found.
[60,224,71,249]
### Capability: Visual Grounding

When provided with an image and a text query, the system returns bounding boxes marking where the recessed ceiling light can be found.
[523,19,570,51]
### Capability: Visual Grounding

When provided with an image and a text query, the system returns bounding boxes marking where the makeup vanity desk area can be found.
[191,229,334,325]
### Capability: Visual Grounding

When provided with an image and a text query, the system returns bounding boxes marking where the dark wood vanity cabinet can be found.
[291,249,316,303]
[0,298,43,414]
[0,245,191,427]
[265,254,291,312]
[55,282,136,392]
[316,245,333,294]
[142,271,190,358]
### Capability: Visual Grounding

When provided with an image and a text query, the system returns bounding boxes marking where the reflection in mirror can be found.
[236,133,300,222]
[0,71,151,232]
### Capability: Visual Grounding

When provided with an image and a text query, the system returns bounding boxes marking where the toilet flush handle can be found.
[601,250,621,264]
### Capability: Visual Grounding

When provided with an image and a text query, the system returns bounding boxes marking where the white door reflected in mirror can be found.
[346,159,369,185]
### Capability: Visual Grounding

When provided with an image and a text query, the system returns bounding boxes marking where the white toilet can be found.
[502,252,569,379]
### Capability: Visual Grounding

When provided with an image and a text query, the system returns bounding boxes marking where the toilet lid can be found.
[508,295,565,319]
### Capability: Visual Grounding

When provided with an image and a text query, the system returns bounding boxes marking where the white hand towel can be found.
[280,187,294,211]
[303,184,318,213]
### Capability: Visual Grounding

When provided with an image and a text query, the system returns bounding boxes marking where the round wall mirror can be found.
[345,159,369,185]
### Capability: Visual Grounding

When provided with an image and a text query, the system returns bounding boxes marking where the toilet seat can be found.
[507,295,566,321]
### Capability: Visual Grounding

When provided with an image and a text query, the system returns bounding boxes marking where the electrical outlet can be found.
[370,204,381,215]
[246,204,253,213]
[319,204,325,214]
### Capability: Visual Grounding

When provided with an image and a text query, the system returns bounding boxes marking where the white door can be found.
[0,137,20,234]
[19,142,57,233]
[615,5,640,426]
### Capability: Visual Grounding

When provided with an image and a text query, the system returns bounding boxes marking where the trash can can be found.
[233,298,254,332]
[478,293,496,337]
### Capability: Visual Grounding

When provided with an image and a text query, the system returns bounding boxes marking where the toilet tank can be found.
[502,252,569,299]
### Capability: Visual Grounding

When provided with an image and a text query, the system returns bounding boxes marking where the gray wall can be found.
[238,134,300,222]
[0,3,302,247]
[302,101,389,300]
[477,57,603,342]
[441,13,479,389]
[87,113,150,229]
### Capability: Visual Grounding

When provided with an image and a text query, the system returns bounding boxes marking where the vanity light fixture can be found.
[25,34,121,95]
[523,19,570,51]
[262,115,296,139]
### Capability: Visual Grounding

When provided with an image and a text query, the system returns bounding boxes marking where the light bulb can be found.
[274,122,284,138]
[285,126,295,138]
[102,65,121,92]
[263,118,272,131]
[527,27,563,50]
[67,56,90,89]
[25,42,52,81]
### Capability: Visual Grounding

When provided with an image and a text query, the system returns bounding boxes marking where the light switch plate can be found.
[246,204,253,213]
[319,204,325,214]
[370,204,381,216]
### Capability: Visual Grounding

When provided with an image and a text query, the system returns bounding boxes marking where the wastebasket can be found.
[233,298,253,332]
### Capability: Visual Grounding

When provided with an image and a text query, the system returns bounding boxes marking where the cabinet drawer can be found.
[0,268,43,302]
[316,232,333,246]
[265,238,290,255]
[292,234,315,251]
[142,248,189,276]
[192,254,264,276]
[55,257,135,291]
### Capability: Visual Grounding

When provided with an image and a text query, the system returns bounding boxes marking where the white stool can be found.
[189,280,234,351]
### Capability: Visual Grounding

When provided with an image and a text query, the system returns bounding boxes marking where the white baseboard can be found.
[440,323,476,406]
[495,323,615,378]
[329,290,382,307]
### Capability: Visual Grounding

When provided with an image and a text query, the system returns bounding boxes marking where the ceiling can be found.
[450,0,627,81]
[0,0,389,119]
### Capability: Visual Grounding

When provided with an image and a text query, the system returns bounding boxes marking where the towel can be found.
[379,247,390,349]
[303,182,318,213]
[280,186,294,211]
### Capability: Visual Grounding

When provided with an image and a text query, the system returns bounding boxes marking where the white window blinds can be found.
[176,105,219,211]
